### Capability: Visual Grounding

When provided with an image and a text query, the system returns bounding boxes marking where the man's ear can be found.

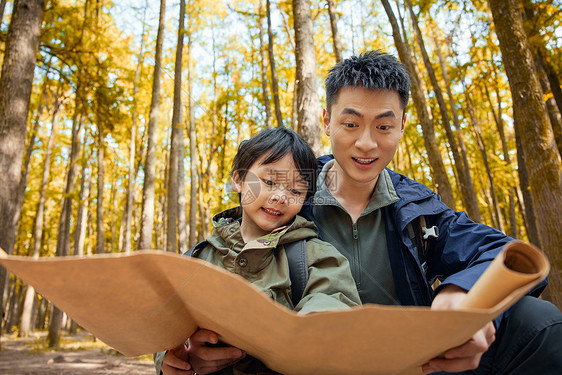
[231,171,242,193]
[401,112,407,133]
[322,108,331,135]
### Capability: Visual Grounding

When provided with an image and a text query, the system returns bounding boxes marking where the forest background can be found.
[0,0,561,349]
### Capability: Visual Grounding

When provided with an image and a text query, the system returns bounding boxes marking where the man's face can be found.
[323,86,405,186]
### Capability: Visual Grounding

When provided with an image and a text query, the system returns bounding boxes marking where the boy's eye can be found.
[262,179,275,186]
[289,188,302,196]
[343,123,356,128]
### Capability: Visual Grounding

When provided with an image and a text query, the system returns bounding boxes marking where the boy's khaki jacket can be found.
[154,206,360,374]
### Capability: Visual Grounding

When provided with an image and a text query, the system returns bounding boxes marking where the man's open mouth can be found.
[353,157,376,164]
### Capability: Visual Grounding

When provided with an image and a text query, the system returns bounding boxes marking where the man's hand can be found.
[422,285,496,374]
[162,344,194,375]
[187,329,246,374]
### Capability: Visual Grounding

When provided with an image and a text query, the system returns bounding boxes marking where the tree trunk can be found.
[74,147,91,257]
[0,0,44,339]
[267,0,283,127]
[483,79,517,238]
[19,96,58,337]
[326,0,343,63]
[465,92,504,232]
[514,112,541,238]
[533,52,562,157]
[489,0,562,308]
[408,5,474,216]
[521,0,562,143]
[96,128,105,254]
[259,1,272,128]
[293,0,321,156]
[381,0,455,209]
[139,0,166,250]
[187,19,197,249]
[48,100,84,347]
[124,9,147,254]
[167,0,188,253]
[433,35,481,221]
[6,282,22,332]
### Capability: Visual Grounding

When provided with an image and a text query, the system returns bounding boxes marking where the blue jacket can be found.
[313,155,547,316]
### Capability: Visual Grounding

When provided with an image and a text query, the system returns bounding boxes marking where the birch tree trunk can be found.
[48,103,84,347]
[74,146,91,257]
[19,101,58,337]
[124,5,147,253]
[96,127,105,254]
[489,0,562,308]
[139,0,166,250]
[259,0,272,128]
[293,0,321,155]
[167,0,188,253]
[188,14,197,249]
[267,0,283,127]
[326,0,343,62]
[0,0,44,337]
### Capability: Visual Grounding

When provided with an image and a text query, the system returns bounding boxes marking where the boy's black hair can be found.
[325,50,411,114]
[232,127,318,200]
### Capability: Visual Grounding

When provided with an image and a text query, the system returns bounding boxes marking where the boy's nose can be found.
[271,192,288,205]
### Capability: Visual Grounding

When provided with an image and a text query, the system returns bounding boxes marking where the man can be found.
[160,51,562,374]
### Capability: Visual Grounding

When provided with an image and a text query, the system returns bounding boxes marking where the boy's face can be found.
[323,86,405,186]
[232,153,309,242]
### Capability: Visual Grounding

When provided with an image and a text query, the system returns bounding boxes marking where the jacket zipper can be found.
[352,222,361,288]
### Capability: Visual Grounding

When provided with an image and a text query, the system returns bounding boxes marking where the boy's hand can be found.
[162,344,194,375]
[187,329,246,374]
[422,285,496,374]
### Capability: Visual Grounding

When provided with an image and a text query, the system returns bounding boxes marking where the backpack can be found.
[406,215,439,278]
[185,239,309,308]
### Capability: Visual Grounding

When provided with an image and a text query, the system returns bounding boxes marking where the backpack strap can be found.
[184,240,209,257]
[285,239,309,308]
[185,238,310,307]
[406,215,439,277]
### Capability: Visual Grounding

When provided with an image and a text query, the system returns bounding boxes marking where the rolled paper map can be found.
[457,241,550,310]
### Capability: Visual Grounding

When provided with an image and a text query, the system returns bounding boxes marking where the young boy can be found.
[155,127,361,375]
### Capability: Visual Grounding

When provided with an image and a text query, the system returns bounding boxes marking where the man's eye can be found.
[343,123,356,128]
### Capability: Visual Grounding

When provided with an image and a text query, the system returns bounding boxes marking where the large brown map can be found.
[0,241,549,375]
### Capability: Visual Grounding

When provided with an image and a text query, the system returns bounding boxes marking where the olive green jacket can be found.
[154,207,360,374]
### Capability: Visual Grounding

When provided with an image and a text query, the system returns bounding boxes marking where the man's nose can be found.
[355,128,377,150]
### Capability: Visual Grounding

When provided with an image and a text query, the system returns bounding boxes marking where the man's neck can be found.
[326,162,379,223]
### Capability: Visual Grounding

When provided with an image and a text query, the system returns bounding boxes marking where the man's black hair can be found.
[325,50,411,114]
[232,127,318,199]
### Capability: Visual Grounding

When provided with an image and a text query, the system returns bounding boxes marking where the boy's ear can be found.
[322,108,331,135]
[231,171,242,193]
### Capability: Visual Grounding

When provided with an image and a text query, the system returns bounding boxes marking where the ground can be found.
[0,331,155,375]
